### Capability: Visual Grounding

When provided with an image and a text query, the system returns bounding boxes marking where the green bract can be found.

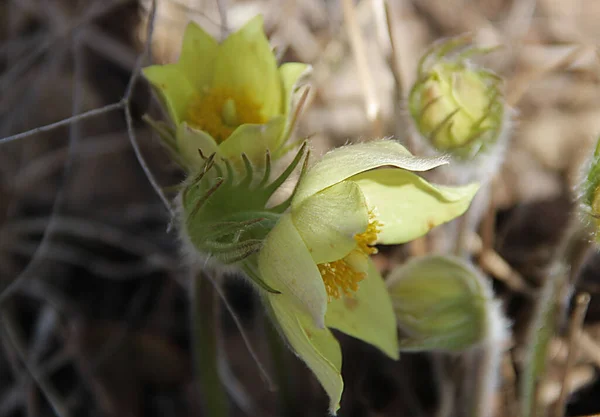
[179,144,308,292]
[255,140,480,413]
[408,36,505,160]
[387,255,499,351]
[143,15,310,170]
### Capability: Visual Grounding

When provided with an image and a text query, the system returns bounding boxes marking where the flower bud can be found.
[386,255,504,352]
[408,36,505,160]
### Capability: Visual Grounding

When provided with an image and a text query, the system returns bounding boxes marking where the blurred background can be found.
[2,0,600,416]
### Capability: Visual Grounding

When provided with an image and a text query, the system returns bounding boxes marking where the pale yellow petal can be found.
[350,169,479,244]
[218,116,286,164]
[176,123,220,169]
[143,65,195,125]
[293,181,369,264]
[326,260,399,359]
[212,15,282,118]
[293,140,449,207]
[267,294,343,414]
[178,21,218,91]
[259,213,328,327]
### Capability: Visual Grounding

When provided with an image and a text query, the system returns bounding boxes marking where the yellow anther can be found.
[318,213,382,301]
[186,87,266,143]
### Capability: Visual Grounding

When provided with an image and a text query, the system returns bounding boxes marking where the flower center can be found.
[318,214,382,301]
[186,87,267,143]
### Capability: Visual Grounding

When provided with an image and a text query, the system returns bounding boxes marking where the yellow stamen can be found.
[318,259,363,301]
[318,213,383,301]
[186,87,267,143]
[354,215,381,256]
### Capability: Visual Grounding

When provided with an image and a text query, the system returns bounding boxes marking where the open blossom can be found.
[143,15,309,170]
[255,140,480,413]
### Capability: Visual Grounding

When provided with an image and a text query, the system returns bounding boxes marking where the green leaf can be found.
[325,260,399,359]
[267,293,343,414]
[258,213,328,328]
[292,181,369,264]
[350,169,479,244]
[293,140,449,207]
[212,15,282,119]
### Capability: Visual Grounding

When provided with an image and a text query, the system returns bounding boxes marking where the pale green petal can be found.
[218,116,286,164]
[267,294,343,414]
[326,260,399,359]
[293,181,369,264]
[350,169,479,244]
[178,21,218,91]
[279,62,311,116]
[259,213,328,328]
[293,140,449,207]
[212,15,282,119]
[176,123,219,169]
[143,64,195,125]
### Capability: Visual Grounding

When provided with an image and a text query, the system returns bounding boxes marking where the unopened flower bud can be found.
[386,255,504,352]
[409,36,505,160]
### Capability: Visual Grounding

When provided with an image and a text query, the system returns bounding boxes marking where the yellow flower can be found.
[143,15,310,169]
[255,140,480,413]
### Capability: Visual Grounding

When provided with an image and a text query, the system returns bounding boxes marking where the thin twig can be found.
[0,0,129,93]
[1,307,70,417]
[0,103,123,146]
[480,180,497,253]
[121,0,174,216]
[341,0,382,137]
[216,0,229,39]
[383,0,412,149]
[203,273,276,391]
[123,104,174,215]
[577,330,600,369]
[0,26,89,314]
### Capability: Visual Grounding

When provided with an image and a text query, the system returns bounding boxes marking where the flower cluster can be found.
[144,17,481,415]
